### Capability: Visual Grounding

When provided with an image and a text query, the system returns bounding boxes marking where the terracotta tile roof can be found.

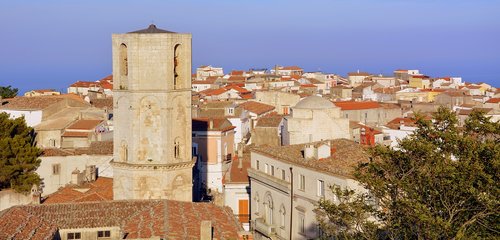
[333,101,381,110]
[255,115,282,127]
[200,87,229,96]
[252,139,369,177]
[192,79,216,84]
[282,66,302,70]
[76,141,113,155]
[373,87,399,94]
[0,96,65,110]
[90,97,113,109]
[0,200,242,239]
[385,117,419,129]
[70,81,101,88]
[486,98,500,103]
[61,131,90,137]
[192,118,236,132]
[300,84,317,88]
[223,155,250,184]
[41,141,113,156]
[348,72,371,76]
[226,85,250,93]
[350,121,382,134]
[231,70,245,76]
[43,177,113,204]
[239,101,275,115]
[32,89,57,93]
[66,119,103,130]
[228,76,247,82]
[99,74,113,82]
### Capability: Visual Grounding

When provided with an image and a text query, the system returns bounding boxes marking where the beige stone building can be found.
[111,24,194,201]
[283,96,350,145]
[248,139,369,239]
[255,90,301,115]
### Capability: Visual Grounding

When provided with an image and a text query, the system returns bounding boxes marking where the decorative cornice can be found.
[110,159,195,171]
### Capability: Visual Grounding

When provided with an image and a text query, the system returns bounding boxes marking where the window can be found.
[265,163,269,174]
[52,164,60,175]
[67,232,81,239]
[97,230,111,238]
[317,180,325,197]
[49,139,56,147]
[298,213,305,234]
[279,205,286,228]
[299,174,305,191]
[281,169,286,180]
[174,138,180,159]
[173,44,181,89]
[256,160,260,170]
[271,166,275,176]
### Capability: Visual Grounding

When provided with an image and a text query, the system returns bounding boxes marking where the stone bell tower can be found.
[111,24,193,201]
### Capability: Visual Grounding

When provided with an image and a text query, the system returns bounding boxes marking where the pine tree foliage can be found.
[0,85,18,98]
[0,112,42,193]
[317,107,499,239]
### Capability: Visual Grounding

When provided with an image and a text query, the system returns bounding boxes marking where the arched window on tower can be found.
[173,44,181,90]
[174,138,181,159]
[119,43,128,89]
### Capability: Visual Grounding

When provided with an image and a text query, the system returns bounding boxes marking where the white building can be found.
[196,65,224,80]
[248,139,369,239]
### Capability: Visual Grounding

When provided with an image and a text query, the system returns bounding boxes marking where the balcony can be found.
[254,217,277,237]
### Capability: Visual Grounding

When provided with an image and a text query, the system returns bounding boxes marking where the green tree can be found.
[0,85,19,98]
[0,112,42,193]
[316,107,499,239]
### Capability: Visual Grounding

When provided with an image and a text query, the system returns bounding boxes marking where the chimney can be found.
[30,184,41,205]
[71,169,83,185]
[303,144,315,159]
[200,221,213,240]
[85,165,97,182]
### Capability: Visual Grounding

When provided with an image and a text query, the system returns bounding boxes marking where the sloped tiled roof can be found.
[223,155,250,184]
[255,115,283,127]
[91,97,113,109]
[66,119,103,130]
[0,94,88,110]
[0,200,242,239]
[43,177,113,204]
[252,139,369,177]
[128,24,175,34]
[486,98,500,103]
[333,101,381,110]
[239,101,275,115]
[192,118,236,132]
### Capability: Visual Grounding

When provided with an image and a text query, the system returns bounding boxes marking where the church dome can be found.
[293,96,335,109]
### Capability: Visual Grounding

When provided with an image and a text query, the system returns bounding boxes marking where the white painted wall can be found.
[37,154,113,196]
[0,109,43,127]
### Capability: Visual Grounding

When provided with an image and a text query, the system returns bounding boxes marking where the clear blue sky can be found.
[1,0,499,94]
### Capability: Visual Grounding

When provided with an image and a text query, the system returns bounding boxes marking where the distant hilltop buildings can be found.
[0,23,498,240]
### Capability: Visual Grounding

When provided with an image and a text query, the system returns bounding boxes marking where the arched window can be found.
[173,44,181,90]
[174,138,180,159]
[264,193,274,224]
[279,204,286,227]
[119,43,128,89]
[254,192,260,213]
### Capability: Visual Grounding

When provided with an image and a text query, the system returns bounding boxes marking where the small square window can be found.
[67,232,81,240]
[281,169,286,180]
[271,166,275,176]
[256,160,260,170]
[98,230,111,238]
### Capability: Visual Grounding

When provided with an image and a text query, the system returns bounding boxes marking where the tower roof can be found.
[128,24,176,34]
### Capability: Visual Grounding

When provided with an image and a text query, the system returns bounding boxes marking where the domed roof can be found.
[293,96,335,109]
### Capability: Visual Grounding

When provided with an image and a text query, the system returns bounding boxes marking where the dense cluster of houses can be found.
[0,64,498,239]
